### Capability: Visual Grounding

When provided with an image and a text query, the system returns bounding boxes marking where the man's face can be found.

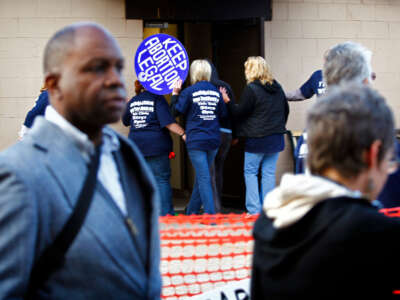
[56,28,126,131]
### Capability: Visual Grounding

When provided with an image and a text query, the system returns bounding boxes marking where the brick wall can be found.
[0,0,141,149]
[265,0,400,131]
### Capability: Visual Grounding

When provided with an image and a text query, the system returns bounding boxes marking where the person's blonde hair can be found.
[244,56,273,85]
[190,59,211,85]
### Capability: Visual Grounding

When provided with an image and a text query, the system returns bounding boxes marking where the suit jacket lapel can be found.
[83,183,149,289]
[30,118,89,209]
[117,135,161,294]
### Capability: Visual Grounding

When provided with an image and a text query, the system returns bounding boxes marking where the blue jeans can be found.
[187,148,218,214]
[244,152,280,214]
[210,132,232,213]
[145,154,174,216]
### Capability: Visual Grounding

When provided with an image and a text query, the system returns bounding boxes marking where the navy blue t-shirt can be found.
[300,70,326,99]
[175,81,227,151]
[24,90,49,128]
[245,133,285,154]
[122,91,175,157]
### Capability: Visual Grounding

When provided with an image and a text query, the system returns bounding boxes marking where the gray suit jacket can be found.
[0,118,161,299]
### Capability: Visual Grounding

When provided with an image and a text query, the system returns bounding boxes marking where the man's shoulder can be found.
[0,128,39,160]
[0,138,40,183]
[0,118,77,172]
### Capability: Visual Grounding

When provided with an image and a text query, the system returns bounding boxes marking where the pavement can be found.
[172,193,246,215]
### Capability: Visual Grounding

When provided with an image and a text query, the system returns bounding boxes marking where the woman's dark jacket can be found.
[208,60,235,133]
[228,80,289,138]
[251,197,400,300]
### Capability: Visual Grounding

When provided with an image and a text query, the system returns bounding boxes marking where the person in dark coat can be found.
[220,56,289,214]
[251,84,400,300]
[207,60,236,213]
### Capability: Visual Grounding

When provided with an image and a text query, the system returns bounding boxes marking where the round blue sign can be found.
[134,33,189,95]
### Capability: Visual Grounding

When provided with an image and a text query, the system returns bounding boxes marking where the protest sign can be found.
[190,279,250,300]
[135,33,189,95]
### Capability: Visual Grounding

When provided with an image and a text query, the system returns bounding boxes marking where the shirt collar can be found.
[102,126,120,155]
[45,106,120,161]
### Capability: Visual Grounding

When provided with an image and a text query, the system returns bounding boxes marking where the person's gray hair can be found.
[307,83,394,178]
[323,41,372,86]
[43,22,112,74]
[190,59,211,85]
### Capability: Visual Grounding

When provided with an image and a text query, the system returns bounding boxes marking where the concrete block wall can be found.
[2,0,400,147]
[0,0,142,149]
[266,0,400,131]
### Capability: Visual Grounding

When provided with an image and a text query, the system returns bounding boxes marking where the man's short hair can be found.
[323,41,372,86]
[43,22,112,75]
[43,26,77,74]
[190,59,211,85]
[307,83,394,178]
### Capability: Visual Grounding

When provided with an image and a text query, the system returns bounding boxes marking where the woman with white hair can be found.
[221,56,289,214]
[323,41,373,86]
[251,84,400,299]
[171,59,226,214]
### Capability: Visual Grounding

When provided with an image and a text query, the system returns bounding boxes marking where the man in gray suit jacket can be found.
[0,23,161,299]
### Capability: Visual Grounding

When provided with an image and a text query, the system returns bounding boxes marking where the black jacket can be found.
[251,197,400,300]
[228,80,289,138]
[208,60,235,133]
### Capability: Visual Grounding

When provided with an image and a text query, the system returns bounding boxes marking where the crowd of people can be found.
[251,40,400,299]
[122,55,288,216]
[252,83,400,299]
[0,21,399,299]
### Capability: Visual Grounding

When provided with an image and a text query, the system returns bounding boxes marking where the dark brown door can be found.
[211,19,263,209]
[161,19,264,210]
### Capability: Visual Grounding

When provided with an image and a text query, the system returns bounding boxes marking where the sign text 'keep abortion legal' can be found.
[135,33,189,95]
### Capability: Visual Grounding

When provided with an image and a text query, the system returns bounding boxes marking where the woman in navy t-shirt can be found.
[123,81,185,216]
[171,60,227,214]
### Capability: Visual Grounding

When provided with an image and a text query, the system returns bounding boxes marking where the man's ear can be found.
[44,73,61,100]
[365,140,382,169]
